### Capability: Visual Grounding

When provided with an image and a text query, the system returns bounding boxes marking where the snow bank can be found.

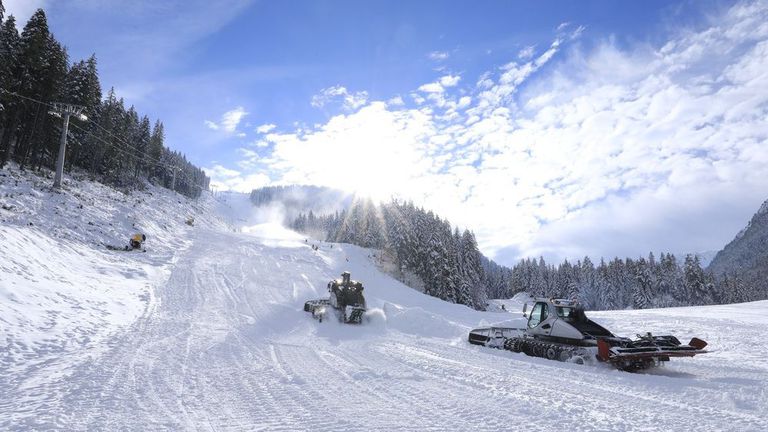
[0,226,154,374]
[0,164,226,377]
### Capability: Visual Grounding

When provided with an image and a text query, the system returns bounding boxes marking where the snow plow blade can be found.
[304,299,330,322]
[598,335,707,369]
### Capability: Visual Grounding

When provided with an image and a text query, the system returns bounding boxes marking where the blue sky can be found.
[5,0,768,265]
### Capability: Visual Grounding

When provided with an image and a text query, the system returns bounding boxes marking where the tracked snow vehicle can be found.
[469,298,708,371]
[304,271,367,324]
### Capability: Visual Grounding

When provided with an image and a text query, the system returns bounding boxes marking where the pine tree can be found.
[18,10,53,99]
[457,229,487,309]
[0,16,22,167]
[149,120,164,180]
[28,35,68,171]
[134,115,151,180]
[721,271,747,303]
[684,254,711,305]
[632,258,653,309]
[594,259,612,310]
[91,88,119,174]
[578,256,596,307]
[64,55,101,171]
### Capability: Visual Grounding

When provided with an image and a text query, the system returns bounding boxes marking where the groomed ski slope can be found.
[1,184,767,431]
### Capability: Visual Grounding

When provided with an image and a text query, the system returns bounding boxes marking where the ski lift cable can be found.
[67,121,205,188]
[68,120,176,171]
[1,87,208,187]
[0,87,175,170]
[67,122,206,190]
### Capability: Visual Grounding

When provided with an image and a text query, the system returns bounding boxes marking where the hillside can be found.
[1,167,767,430]
[0,163,227,385]
[707,198,768,299]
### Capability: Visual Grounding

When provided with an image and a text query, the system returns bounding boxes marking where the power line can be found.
[2,87,168,168]
[0,87,58,110]
[68,121,167,169]
[68,121,205,190]
[2,87,208,193]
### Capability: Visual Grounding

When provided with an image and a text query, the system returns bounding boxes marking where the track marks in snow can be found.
[4,226,768,431]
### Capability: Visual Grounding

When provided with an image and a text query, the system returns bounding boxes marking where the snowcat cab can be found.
[304,271,367,324]
[523,298,614,341]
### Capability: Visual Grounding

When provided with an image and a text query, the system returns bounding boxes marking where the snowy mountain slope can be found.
[0,164,228,393]
[708,197,768,296]
[1,176,767,431]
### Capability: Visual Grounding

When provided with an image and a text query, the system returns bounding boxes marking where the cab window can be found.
[528,303,545,328]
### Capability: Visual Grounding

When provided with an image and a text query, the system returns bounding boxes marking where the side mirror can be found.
[522,303,528,318]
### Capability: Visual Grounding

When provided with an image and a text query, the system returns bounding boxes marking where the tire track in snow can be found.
[375,340,767,431]
[4,226,766,431]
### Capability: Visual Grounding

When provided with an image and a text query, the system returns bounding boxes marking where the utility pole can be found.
[170,166,180,191]
[49,103,87,189]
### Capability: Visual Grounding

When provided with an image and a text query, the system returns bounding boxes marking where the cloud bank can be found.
[224,1,768,265]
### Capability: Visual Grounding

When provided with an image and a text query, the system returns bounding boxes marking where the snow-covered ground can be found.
[1,167,766,431]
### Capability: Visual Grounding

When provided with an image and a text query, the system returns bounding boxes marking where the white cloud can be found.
[419,74,461,94]
[205,164,270,193]
[221,106,248,133]
[410,93,426,105]
[256,123,276,134]
[570,25,586,39]
[388,96,405,106]
[239,148,258,158]
[418,82,444,93]
[518,45,536,60]
[205,164,240,179]
[428,51,450,61]
[311,85,369,111]
[205,106,248,134]
[439,75,461,87]
[216,1,768,264]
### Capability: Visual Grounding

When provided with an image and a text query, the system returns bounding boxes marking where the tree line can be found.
[0,5,208,197]
[292,199,489,310]
[481,251,753,310]
[291,195,751,311]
